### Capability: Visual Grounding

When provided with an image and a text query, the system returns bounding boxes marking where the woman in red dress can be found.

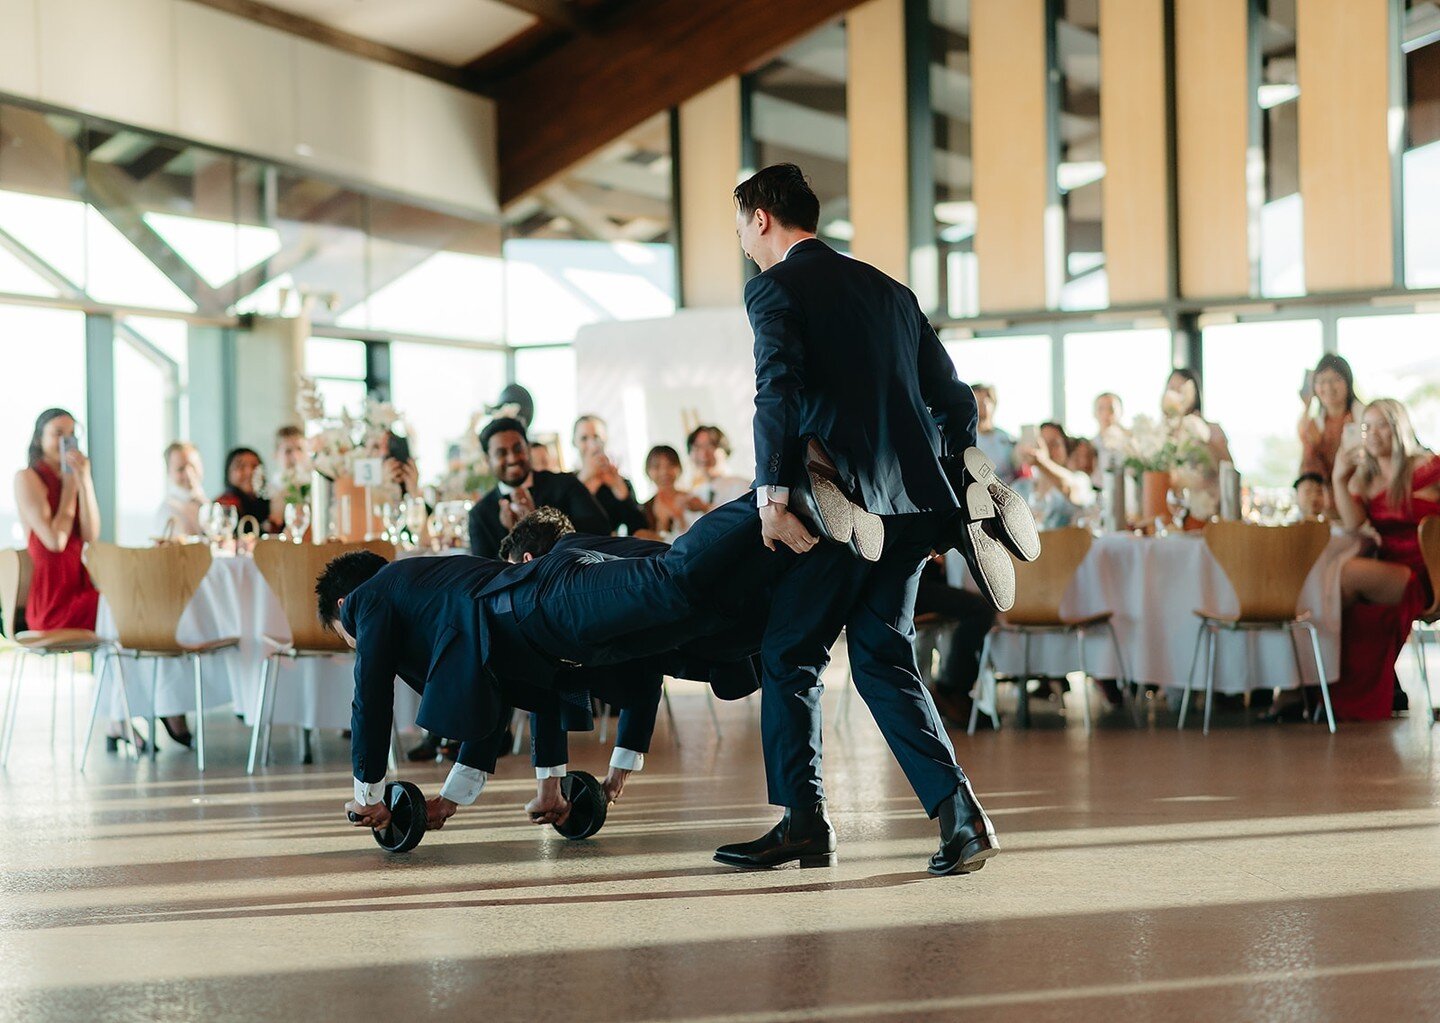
[1330,398,1440,721]
[12,409,135,749]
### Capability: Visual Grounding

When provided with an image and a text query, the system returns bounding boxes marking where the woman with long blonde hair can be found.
[1327,398,1440,720]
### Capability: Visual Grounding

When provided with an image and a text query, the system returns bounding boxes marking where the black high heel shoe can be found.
[161,716,194,749]
[105,731,149,754]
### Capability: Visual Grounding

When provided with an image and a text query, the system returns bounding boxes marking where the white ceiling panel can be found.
[258,0,537,65]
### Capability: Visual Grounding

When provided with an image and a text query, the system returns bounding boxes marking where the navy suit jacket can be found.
[468,471,610,558]
[747,238,977,516]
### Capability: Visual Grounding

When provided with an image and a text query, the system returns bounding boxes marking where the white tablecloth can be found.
[948,531,1359,693]
[95,554,424,731]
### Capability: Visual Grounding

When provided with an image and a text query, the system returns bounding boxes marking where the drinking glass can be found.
[285,502,311,544]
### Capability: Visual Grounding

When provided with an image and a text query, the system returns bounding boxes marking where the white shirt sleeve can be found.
[610,748,645,771]
[353,777,385,806]
[438,763,488,805]
[756,486,790,507]
[535,763,568,779]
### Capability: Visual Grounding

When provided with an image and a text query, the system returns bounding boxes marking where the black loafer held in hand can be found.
[963,447,1041,563]
[955,482,1017,613]
[789,437,884,563]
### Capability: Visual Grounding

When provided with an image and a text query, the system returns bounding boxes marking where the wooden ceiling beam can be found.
[490,0,866,204]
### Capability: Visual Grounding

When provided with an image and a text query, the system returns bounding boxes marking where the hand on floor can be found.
[526,779,571,827]
[425,796,458,830]
[602,767,631,804]
[345,800,391,831]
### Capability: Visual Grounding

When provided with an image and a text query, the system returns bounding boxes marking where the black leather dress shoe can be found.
[789,437,884,563]
[928,778,999,876]
[714,801,838,869]
[406,735,441,762]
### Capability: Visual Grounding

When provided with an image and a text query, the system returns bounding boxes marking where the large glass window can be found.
[304,337,368,420]
[389,342,506,478]
[1255,1,1304,297]
[1054,1,1106,311]
[748,21,851,251]
[514,347,578,453]
[929,0,977,319]
[1062,328,1172,438]
[942,334,1054,434]
[1403,0,1440,289]
[0,304,87,546]
[114,316,187,545]
[1202,319,1321,485]
[1337,312,1440,447]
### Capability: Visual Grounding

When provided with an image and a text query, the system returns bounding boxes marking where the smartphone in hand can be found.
[59,435,79,473]
[1341,422,1363,451]
[1299,369,1316,404]
[386,430,410,466]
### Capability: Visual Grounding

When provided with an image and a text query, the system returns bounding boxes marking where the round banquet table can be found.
[95,551,428,732]
[947,530,1360,694]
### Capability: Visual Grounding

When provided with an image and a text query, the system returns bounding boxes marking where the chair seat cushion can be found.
[119,637,241,657]
[1194,608,1311,626]
[17,629,104,651]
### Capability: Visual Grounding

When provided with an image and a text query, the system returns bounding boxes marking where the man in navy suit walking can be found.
[713,164,1003,876]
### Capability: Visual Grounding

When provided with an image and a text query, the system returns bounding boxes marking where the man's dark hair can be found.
[315,550,388,631]
[685,424,732,456]
[733,163,820,233]
[1294,472,1326,489]
[480,416,528,453]
[499,507,574,562]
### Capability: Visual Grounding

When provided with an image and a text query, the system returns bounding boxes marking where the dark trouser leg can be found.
[759,541,869,808]
[529,710,570,769]
[845,515,966,817]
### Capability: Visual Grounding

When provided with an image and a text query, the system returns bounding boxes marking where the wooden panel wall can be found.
[1297,0,1394,292]
[971,0,1050,312]
[1101,0,1172,303]
[1175,0,1251,298]
[847,0,912,283]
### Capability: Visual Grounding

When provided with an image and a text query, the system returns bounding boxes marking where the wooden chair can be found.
[80,543,237,771]
[969,527,1129,734]
[1405,516,1440,721]
[1179,521,1334,735]
[0,548,114,767]
[248,539,395,773]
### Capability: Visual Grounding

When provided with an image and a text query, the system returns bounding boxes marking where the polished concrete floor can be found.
[4,659,1440,1023]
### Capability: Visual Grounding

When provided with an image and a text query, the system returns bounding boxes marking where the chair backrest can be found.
[83,542,213,651]
[252,539,397,652]
[0,548,32,638]
[1005,527,1092,626]
[1418,516,1440,623]
[1203,520,1330,623]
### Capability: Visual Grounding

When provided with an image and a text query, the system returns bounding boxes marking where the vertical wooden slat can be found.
[847,0,911,283]
[1175,0,1251,299]
[678,76,745,308]
[971,0,1050,312]
[1101,0,1172,304]
[1297,0,1394,292]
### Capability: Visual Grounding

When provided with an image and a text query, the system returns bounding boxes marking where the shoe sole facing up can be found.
[963,448,1041,562]
[850,507,884,562]
[809,473,855,543]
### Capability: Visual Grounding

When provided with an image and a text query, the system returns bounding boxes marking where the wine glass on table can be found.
[285,502,311,545]
[403,496,427,551]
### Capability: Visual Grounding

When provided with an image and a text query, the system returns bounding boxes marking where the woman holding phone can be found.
[12,410,134,749]
[1298,354,1364,486]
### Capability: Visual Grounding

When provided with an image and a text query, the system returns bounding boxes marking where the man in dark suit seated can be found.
[468,417,611,559]
[327,496,774,833]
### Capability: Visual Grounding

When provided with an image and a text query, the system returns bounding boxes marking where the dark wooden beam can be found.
[179,0,469,88]
[491,0,867,204]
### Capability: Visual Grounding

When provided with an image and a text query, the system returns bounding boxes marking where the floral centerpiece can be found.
[296,376,410,539]
[1123,413,1218,526]
[427,406,522,503]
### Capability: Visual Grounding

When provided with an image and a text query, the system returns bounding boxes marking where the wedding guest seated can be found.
[1068,437,1100,481]
[1295,472,1328,521]
[643,445,710,537]
[973,384,1018,483]
[14,409,139,750]
[686,425,750,506]
[214,447,275,533]
[155,441,206,538]
[1016,422,1095,528]
[467,417,610,559]
[1324,399,1440,722]
[529,441,556,472]
[1298,353,1363,511]
[1092,392,1129,485]
[268,425,311,526]
[1163,368,1233,466]
[574,415,648,535]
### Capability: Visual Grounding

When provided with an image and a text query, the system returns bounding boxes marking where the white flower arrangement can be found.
[1124,413,1214,474]
[296,375,410,484]
[429,410,498,503]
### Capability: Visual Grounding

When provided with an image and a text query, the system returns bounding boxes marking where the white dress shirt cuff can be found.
[610,748,645,771]
[536,763,568,779]
[439,763,488,805]
[354,778,385,806]
[756,485,790,508]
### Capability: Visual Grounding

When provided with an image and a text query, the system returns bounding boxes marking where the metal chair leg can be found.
[247,655,273,775]
[68,655,78,764]
[1286,622,1311,714]
[192,654,206,772]
[1074,628,1093,732]
[49,656,59,748]
[1103,622,1141,728]
[1414,630,1435,722]
[1304,622,1337,734]
[1202,626,1218,735]
[149,659,160,761]
[969,631,997,736]
[1178,623,1204,730]
[706,687,723,740]
[388,724,400,774]
[0,653,24,767]
[1016,630,1033,729]
[262,658,281,766]
[79,649,116,772]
